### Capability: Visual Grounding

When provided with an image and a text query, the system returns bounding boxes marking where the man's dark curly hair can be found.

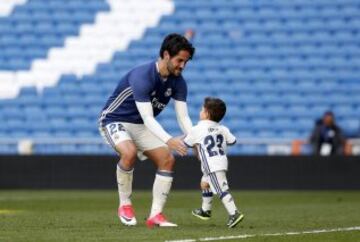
[203,97,227,122]
[159,33,195,59]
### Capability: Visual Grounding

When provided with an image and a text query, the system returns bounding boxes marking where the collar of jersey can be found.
[155,61,168,82]
[199,120,219,126]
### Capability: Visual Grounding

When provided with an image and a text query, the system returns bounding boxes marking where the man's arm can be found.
[174,100,193,134]
[136,101,171,142]
[135,101,187,156]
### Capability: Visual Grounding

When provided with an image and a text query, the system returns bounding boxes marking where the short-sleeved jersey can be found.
[183,120,236,174]
[99,61,187,126]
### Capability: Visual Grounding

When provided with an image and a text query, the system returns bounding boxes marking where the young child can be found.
[183,97,244,228]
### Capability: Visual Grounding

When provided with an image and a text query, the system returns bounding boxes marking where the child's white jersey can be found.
[184,120,236,174]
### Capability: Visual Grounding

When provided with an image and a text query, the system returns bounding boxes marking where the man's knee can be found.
[144,147,175,171]
[159,153,175,171]
[121,152,136,163]
[117,145,137,169]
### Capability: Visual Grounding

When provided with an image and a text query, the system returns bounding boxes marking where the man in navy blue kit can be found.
[99,33,195,228]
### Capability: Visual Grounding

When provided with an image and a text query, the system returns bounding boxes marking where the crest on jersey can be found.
[209,127,218,132]
[164,88,172,97]
[113,134,120,141]
[151,91,156,96]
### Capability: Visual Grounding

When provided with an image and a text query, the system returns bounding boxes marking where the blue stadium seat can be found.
[236,145,267,155]
[1,0,360,155]
[0,0,109,71]
[0,144,17,154]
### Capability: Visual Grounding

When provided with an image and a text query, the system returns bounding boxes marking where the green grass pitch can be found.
[0,190,359,242]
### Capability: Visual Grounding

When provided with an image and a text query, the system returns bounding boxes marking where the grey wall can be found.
[0,155,359,189]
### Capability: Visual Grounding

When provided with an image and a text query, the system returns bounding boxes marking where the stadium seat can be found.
[1,0,360,155]
[0,0,109,71]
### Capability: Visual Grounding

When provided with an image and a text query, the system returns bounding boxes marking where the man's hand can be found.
[166,137,187,156]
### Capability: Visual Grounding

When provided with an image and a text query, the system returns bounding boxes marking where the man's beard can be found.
[167,61,180,76]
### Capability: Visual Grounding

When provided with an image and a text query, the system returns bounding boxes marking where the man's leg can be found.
[100,123,138,226]
[115,141,137,205]
[144,147,177,227]
[114,141,137,226]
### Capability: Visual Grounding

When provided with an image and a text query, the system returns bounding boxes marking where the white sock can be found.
[150,171,173,218]
[201,189,213,211]
[116,164,133,207]
[221,192,237,215]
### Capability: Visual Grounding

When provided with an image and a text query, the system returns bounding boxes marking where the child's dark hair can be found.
[203,97,226,122]
[159,33,195,59]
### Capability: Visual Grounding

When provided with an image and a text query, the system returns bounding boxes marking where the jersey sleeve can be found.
[172,77,187,101]
[129,71,153,102]
[174,100,192,134]
[223,126,236,145]
[136,101,172,143]
[183,126,198,147]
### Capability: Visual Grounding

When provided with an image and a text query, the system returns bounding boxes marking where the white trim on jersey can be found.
[99,87,133,124]
[107,87,132,113]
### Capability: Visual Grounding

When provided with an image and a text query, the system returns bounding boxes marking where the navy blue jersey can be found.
[99,61,187,126]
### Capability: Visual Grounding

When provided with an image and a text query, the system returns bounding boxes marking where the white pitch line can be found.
[165,226,360,242]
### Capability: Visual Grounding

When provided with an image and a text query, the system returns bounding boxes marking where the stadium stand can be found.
[0,0,359,155]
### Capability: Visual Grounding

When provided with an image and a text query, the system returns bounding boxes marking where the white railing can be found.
[0,137,359,155]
